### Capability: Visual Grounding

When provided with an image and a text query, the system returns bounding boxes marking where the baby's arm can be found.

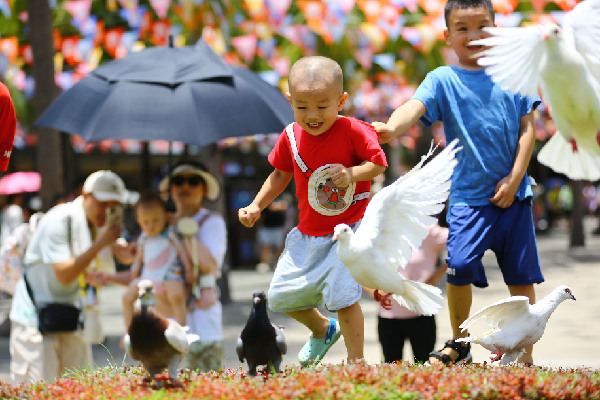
[490,111,536,208]
[328,161,386,188]
[239,168,293,228]
[373,99,427,144]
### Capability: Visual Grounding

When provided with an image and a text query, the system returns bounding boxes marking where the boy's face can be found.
[444,6,494,70]
[287,80,348,137]
[136,203,166,237]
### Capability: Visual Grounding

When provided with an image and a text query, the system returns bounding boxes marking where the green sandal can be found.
[298,318,342,367]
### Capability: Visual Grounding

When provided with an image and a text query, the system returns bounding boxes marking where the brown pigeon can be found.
[124,280,198,383]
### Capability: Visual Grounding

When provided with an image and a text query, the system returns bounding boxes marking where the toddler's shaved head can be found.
[288,56,344,95]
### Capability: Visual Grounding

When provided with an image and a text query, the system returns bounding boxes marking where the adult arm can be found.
[490,111,536,208]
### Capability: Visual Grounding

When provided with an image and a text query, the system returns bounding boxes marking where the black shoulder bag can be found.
[23,215,82,334]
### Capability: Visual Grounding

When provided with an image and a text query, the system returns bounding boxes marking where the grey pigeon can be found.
[457,285,576,365]
[471,0,600,180]
[124,280,199,383]
[236,291,287,376]
[333,140,460,316]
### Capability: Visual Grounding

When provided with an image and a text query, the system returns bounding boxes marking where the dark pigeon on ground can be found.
[124,280,198,385]
[236,290,287,376]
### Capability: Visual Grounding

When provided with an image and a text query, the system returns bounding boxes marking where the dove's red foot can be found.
[373,290,393,310]
[570,138,578,152]
[490,350,503,362]
[596,131,600,147]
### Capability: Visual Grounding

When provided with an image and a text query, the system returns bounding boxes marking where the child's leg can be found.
[285,308,331,338]
[163,280,187,326]
[508,284,536,364]
[428,282,472,364]
[336,301,364,362]
[122,282,138,330]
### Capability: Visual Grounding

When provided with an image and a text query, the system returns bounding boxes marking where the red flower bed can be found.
[1,362,598,399]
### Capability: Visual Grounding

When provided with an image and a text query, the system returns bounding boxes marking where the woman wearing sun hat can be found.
[159,160,227,372]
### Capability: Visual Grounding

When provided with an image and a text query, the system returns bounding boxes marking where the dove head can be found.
[541,25,561,41]
[137,279,155,305]
[554,285,576,302]
[252,290,267,306]
[332,223,353,242]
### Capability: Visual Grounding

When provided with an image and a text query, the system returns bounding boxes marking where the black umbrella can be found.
[34,39,293,147]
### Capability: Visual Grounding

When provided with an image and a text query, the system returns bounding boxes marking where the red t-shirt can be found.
[0,83,16,171]
[268,117,387,236]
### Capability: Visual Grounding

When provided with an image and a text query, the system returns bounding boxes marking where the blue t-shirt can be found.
[413,66,541,207]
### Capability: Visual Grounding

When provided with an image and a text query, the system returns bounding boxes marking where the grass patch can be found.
[1,362,598,399]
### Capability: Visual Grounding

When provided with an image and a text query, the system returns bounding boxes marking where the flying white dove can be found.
[470,0,600,181]
[333,139,461,316]
[124,280,199,384]
[457,285,576,365]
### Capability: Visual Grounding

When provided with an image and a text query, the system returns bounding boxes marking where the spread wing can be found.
[164,320,190,353]
[460,296,531,331]
[471,26,546,98]
[563,0,600,92]
[353,139,460,270]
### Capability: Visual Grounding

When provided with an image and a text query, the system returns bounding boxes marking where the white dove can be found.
[457,285,576,365]
[124,280,199,384]
[333,139,461,316]
[470,0,600,181]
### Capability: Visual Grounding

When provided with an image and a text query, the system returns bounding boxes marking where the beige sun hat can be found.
[159,163,220,201]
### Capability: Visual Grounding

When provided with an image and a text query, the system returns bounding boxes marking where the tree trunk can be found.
[569,180,585,248]
[27,0,65,210]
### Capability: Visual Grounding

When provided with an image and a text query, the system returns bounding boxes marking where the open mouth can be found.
[307,122,323,129]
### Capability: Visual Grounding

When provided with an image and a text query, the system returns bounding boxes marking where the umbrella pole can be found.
[165,141,176,213]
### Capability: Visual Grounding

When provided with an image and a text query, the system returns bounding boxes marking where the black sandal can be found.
[428,339,472,365]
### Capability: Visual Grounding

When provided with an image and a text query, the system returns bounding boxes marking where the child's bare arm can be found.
[328,161,386,188]
[490,111,536,208]
[239,169,293,228]
[373,99,427,144]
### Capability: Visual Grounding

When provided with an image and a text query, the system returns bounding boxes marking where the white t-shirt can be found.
[185,208,227,341]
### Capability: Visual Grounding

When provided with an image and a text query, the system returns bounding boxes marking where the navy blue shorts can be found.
[446,200,544,288]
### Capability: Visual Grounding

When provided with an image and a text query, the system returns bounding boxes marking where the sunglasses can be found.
[171,175,203,187]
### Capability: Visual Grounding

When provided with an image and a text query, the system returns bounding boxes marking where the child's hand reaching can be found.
[328,164,352,187]
[239,204,261,228]
[490,175,519,208]
[372,121,395,144]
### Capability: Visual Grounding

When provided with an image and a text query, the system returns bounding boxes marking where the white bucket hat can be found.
[159,163,220,201]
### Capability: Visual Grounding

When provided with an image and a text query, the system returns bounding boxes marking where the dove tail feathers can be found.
[537,133,600,181]
[392,280,444,316]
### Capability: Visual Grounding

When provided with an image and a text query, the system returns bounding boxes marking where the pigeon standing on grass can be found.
[237,291,287,376]
[333,140,461,316]
[457,285,576,365]
[124,280,199,384]
[470,0,600,181]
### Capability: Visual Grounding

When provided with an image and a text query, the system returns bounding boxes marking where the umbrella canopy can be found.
[34,40,294,147]
[0,171,41,195]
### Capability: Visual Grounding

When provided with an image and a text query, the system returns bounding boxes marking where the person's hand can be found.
[97,221,122,248]
[239,204,261,228]
[86,271,109,287]
[372,121,395,144]
[328,164,352,187]
[112,239,136,265]
[490,175,519,208]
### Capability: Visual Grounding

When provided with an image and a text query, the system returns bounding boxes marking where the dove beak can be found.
[332,232,339,242]
[570,294,576,301]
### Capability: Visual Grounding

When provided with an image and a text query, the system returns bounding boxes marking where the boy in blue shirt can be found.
[374,0,544,365]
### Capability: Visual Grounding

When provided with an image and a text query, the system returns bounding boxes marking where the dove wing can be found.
[563,0,600,91]
[471,26,546,97]
[354,140,460,270]
[165,319,190,353]
[460,296,531,332]
[236,336,245,362]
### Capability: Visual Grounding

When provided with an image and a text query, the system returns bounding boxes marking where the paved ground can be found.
[1,217,599,383]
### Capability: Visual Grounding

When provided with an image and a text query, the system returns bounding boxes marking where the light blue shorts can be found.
[267,226,362,313]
